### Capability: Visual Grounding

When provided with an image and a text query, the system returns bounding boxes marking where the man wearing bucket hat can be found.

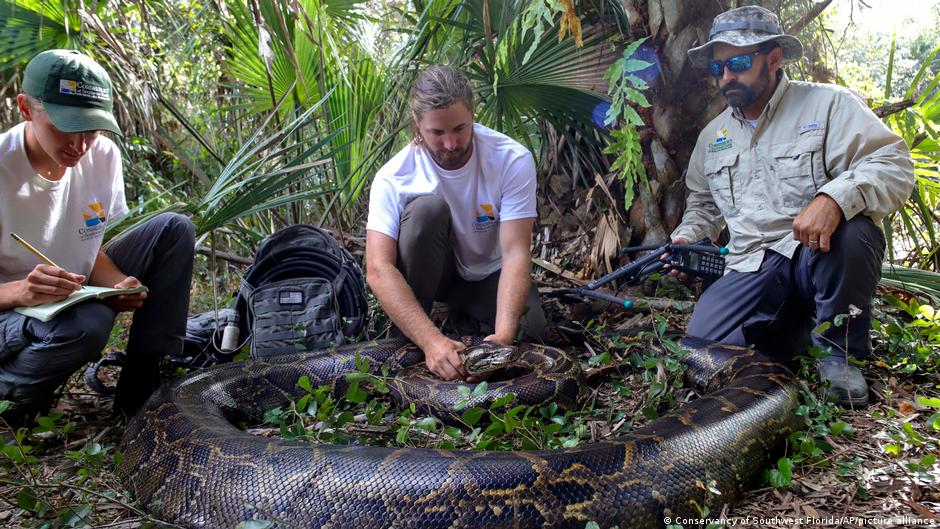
[0,50,195,424]
[670,6,915,407]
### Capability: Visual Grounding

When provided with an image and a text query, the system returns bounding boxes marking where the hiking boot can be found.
[817,356,869,408]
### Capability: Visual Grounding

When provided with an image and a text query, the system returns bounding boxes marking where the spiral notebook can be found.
[15,285,148,322]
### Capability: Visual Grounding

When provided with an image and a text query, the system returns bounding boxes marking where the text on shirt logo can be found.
[473,203,497,232]
[708,128,734,152]
[78,202,107,241]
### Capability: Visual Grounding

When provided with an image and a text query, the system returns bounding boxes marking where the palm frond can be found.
[0,0,90,70]
[193,92,341,234]
[882,265,940,303]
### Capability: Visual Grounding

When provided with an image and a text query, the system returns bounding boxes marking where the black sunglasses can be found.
[708,50,763,78]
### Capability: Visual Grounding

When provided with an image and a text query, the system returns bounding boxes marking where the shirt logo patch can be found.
[475,204,496,223]
[78,203,107,241]
[799,121,821,134]
[708,128,733,152]
[708,139,733,152]
[473,204,497,232]
[82,203,106,227]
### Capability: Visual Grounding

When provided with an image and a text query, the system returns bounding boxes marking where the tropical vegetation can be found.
[0,0,938,527]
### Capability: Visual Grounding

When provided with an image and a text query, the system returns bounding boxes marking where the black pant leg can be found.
[103,212,195,359]
[793,215,885,359]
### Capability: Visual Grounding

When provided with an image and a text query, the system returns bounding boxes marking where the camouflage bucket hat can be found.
[688,5,803,69]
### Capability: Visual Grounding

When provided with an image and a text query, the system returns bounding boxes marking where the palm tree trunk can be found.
[619,0,725,244]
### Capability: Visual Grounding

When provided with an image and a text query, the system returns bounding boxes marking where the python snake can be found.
[118,337,802,528]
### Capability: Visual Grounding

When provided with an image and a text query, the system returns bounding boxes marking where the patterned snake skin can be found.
[118,337,802,528]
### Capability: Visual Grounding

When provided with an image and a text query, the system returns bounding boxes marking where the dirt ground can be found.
[1,260,938,529]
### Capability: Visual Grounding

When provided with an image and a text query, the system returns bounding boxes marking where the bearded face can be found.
[414,103,475,171]
[720,60,771,109]
[425,135,473,170]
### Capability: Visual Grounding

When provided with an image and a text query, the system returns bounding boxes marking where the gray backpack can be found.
[234,225,367,358]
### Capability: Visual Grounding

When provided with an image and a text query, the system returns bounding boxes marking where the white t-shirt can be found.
[0,122,128,282]
[367,123,537,281]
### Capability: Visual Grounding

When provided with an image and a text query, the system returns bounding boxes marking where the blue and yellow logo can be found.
[59,80,78,95]
[708,127,733,152]
[475,204,496,223]
[82,203,106,227]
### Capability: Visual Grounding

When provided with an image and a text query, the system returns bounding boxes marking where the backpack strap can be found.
[238,276,255,303]
[332,262,348,297]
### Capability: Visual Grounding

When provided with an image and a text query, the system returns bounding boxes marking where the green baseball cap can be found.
[22,49,122,136]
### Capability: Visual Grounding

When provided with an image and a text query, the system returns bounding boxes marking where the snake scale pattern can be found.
[118,337,802,528]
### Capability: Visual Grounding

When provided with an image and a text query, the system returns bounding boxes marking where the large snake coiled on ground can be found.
[118,337,802,528]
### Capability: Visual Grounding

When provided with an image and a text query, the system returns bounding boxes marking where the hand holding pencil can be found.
[9,232,86,307]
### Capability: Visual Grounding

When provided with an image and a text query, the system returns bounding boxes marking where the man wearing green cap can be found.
[670,6,915,407]
[0,50,195,423]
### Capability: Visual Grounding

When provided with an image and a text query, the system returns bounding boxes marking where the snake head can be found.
[458,342,521,376]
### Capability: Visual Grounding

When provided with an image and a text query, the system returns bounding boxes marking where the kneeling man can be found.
[366,65,546,381]
[0,50,195,422]
[673,7,914,407]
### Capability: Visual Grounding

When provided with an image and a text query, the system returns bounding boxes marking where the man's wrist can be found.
[488,329,515,345]
[96,274,130,288]
[414,328,446,351]
[816,186,861,221]
[0,281,22,310]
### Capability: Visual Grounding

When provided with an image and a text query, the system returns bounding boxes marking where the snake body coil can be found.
[118,337,801,528]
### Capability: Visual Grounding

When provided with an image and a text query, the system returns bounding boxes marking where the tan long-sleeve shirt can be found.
[672,74,915,272]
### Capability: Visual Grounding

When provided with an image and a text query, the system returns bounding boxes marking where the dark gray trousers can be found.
[0,212,194,408]
[394,195,547,342]
[687,215,885,360]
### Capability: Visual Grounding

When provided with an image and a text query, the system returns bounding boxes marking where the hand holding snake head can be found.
[458,341,522,377]
[423,336,470,381]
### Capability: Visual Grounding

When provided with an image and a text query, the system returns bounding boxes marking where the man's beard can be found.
[720,62,770,109]
[428,141,472,170]
[428,145,470,170]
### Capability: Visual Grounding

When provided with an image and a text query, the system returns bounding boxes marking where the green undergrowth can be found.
[873,295,940,374]
[0,401,172,528]
[760,295,940,507]
[1,297,937,528]
[256,311,691,452]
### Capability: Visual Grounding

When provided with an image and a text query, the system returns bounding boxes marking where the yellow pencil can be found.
[10,232,59,267]
[10,232,84,289]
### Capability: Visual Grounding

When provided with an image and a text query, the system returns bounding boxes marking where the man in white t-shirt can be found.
[366,65,547,381]
[0,50,194,424]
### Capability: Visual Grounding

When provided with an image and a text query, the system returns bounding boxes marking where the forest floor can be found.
[1,245,938,529]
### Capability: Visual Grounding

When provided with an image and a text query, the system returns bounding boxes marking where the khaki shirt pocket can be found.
[704,150,740,217]
[770,132,826,212]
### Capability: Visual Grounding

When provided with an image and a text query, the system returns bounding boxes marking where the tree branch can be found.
[196,245,253,266]
[873,99,915,118]
[787,0,835,35]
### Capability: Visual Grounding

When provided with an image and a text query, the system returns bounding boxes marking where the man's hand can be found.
[104,276,147,312]
[666,237,690,281]
[423,336,470,382]
[793,195,842,252]
[11,264,85,307]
